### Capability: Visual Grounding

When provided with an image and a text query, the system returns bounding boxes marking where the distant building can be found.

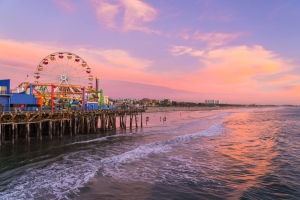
[139,98,159,106]
[205,100,214,104]
[150,99,159,106]
[161,99,172,105]
[114,102,123,108]
[166,99,172,104]
[140,98,151,105]
[214,100,220,104]
[205,100,220,105]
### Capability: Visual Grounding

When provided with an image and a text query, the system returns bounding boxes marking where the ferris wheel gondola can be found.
[33,52,94,99]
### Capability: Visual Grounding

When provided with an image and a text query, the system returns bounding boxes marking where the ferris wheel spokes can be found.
[33,52,94,99]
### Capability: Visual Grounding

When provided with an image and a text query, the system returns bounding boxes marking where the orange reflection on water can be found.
[214,111,279,197]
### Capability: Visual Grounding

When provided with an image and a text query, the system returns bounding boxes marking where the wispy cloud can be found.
[253,74,299,86]
[164,29,189,40]
[170,45,203,57]
[79,48,152,70]
[192,31,242,48]
[1,37,299,104]
[267,4,288,19]
[52,0,74,11]
[122,0,160,34]
[0,38,159,87]
[93,1,119,29]
[173,29,243,48]
[91,0,160,34]
[178,29,191,40]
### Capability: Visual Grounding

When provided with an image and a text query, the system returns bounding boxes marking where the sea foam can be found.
[0,122,225,199]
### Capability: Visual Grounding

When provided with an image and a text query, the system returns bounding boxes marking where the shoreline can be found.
[144,106,280,113]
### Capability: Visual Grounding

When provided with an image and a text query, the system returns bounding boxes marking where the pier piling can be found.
[0,109,145,145]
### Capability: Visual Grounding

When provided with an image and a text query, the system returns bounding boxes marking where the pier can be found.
[0,109,145,146]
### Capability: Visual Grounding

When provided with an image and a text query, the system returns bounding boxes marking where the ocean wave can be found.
[100,123,225,182]
[0,123,225,199]
[67,132,134,145]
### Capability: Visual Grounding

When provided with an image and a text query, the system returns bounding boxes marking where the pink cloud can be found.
[78,48,152,70]
[169,44,300,103]
[0,38,180,92]
[254,74,299,86]
[121,0,160,34]
[91,0,160,34]
[192,31,243,48]
[198,8,235,22]
[197,45,285,86]
[96,3,119,29]
[168,28,191,40]
[170,45,203,57]
[172,29,242,48]
[92,0,120,29]
[52,0,74,11]
[1,38,300,104]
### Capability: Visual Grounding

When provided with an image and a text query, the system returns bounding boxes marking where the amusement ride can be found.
[12,52,103,109]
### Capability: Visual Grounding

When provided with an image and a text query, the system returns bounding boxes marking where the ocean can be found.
[0,107,300,199]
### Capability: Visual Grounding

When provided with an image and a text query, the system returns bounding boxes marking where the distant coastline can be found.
[145,105,283,113]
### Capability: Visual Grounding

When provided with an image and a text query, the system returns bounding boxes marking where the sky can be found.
[0,0,300,104]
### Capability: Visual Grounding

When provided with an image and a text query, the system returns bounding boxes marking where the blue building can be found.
[100,105,116,110]
[86,102,99,110]
[0,79,12,111]
[0,79,38,111]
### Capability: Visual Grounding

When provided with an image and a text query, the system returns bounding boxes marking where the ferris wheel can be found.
[33,52,94,97]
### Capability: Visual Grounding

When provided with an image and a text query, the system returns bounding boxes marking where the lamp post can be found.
[95,77,99,102]
[81,87,86,110]
[51,84,55,110]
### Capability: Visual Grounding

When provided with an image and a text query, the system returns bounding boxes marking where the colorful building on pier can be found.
[0,79,39,111]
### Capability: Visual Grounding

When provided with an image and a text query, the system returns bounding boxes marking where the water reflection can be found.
[215,111,284,198]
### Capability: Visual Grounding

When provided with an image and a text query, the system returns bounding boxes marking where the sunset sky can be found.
[0,0,300,104]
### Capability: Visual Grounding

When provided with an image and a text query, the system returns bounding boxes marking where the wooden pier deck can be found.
[0,109,145,146]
